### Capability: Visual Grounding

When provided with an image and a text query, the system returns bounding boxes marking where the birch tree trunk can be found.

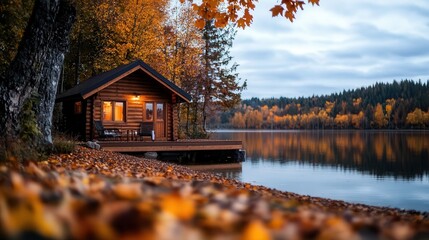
[0,0,75,152]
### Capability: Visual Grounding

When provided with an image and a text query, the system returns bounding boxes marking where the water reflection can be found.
[188,163,242,180]
[213,130,429,180]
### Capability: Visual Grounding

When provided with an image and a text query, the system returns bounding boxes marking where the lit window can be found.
[114,102,124,121]
[103,101,125,122]
[74,101,82,114]
[145,102,153,121]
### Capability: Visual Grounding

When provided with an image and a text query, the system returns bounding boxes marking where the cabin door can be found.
[154,102,166,140]
[144,102,166,140]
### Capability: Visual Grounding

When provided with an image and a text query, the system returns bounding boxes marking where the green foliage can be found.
[214,80,429,129]
[0,0,34,76]
[19,96,42,143]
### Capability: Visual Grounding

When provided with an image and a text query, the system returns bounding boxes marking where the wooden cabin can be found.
[56,59,191,141]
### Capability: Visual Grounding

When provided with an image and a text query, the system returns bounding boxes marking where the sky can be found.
[231,0,429,99]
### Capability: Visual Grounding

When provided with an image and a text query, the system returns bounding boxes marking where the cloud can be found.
[232,0,429,99]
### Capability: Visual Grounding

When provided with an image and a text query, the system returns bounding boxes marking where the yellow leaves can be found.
[112,183,142,200]
[1,146,428,239]
[0,196,64,239]
[241,220,271,240]
[317,216,357,240]
[160,193,195,221]
[268,211,285,229]
[1,172,64,239]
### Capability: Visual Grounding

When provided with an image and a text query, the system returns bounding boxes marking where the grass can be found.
[0,134,76,163]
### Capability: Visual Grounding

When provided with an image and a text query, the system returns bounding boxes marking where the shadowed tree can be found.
[0,0,75,156]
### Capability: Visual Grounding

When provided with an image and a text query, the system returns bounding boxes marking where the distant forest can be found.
[208,80,429,129]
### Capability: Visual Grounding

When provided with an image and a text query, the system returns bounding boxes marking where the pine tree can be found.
[200,19,245,132]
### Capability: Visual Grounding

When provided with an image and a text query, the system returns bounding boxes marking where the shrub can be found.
[52,134,76,154]
[0,139,42,163]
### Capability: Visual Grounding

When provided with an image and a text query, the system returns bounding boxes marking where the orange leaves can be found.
[270,0,312,22]
[186,0,321,28]
[241,220,271,240]
[1,146,428,239]
[189,0,256,29]
[112,183,142,200]
[214,13,229,28]
[160,193,196,220]
[309,0,320,6]
[270,5,284,17]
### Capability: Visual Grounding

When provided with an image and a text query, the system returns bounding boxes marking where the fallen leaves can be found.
[0,146,428,239]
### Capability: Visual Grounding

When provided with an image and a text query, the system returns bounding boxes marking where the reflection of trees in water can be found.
[217,131,429,180]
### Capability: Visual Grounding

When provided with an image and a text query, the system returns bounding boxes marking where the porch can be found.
[99,139,241,152]
[98,140,245,164]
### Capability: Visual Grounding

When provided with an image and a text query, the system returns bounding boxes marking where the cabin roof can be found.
[56,59,191,103]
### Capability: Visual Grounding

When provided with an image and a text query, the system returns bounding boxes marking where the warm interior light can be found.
[132,93,140,100]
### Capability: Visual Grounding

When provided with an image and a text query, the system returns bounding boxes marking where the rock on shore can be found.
[0,146,428,239]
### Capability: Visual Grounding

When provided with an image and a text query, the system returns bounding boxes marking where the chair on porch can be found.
[138,122,155,141]
[94,120,122,140]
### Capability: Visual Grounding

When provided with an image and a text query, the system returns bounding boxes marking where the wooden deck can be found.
[99,140,243,152]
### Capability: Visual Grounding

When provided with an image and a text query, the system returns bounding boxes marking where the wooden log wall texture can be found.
[84,71,174,141]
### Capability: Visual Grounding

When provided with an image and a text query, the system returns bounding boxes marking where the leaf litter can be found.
[0,146,428,239]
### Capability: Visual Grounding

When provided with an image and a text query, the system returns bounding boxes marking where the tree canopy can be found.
[185,0,320,28]
[211,80,429,129]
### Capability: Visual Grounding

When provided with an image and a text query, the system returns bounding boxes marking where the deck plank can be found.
[99,140,243,152]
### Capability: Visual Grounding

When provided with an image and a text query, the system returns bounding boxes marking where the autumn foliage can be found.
[214,80,429,129]
[186,0,320,28]
[1,146,428,239]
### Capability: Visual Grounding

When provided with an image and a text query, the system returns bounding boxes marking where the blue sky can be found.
[231,0,429,99]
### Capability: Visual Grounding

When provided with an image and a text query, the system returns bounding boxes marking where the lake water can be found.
[208,130,429,212]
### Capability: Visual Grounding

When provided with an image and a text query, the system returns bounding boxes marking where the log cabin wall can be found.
[171,94,179,140]
[60,100,87,140]
[84,71,175,141]
[84,98,93,140]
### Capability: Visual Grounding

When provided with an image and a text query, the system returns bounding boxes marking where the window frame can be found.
[74,101,82,114]
[144,102,154,122]
[156,102,165,122]
[144,101,166,122]
[102,100,126,122]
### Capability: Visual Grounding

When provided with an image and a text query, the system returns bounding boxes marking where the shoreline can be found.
[1,146,428,239]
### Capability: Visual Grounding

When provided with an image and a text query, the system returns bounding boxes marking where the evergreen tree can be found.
[199,19,245,132]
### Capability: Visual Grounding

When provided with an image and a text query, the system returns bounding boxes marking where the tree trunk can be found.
[0,0,75,150]
[35,1,75,150]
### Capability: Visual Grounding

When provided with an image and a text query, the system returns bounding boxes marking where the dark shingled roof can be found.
[56,59,191,102]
